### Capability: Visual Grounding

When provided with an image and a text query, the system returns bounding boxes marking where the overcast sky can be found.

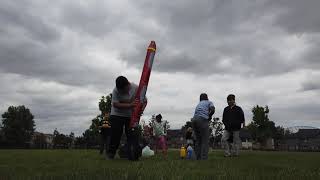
[1,0,319,135]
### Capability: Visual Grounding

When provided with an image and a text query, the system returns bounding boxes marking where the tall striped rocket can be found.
[130,41,157,128]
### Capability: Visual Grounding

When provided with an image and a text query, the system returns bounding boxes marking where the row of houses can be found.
[165,128,320,151]
[279,129,320,151]
[227,129,320,151]
[232,129,320,151]
[30,132,54,149]
[3,128,320,151]
[0,131,54,149]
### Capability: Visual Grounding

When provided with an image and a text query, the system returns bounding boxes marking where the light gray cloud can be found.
[271,103,320,128]
[268,0,320,34]
[0,72,102,135]
[302,82,320,92]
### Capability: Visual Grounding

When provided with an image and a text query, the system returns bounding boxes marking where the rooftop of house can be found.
[297,129,320,139]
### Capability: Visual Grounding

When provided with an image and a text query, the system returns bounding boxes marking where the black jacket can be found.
[222,105,245,131]
[185,131,192,140]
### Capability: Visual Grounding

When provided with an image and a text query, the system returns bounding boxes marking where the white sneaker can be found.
[224,153,231,157]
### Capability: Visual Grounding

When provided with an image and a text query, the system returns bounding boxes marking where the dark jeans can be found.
[108,115,140,160]
[99,133,110,155]
[192,116,209,160]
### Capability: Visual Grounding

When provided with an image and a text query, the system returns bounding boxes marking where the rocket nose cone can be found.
[149,41,156,49]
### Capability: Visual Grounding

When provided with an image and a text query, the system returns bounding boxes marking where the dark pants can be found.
[108,115,140,160]
[99,131,110,155]
[192,117,209,160]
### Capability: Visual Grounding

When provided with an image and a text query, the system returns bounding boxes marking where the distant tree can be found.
[74,136,86,148]
[83,129,98,148]
[273,126,286,148]
[89,116,100,134]
[53,129,59,137]
[1,105,35,147]
[53,129,63,148]
[82,93,112,147]
[52,129,59,148]
[209,117,224,148]
[247,105,276,145]
[68,132,75,148]
[163,120,170,135]
[82,115,102,147]
[99,94,112,115]
[210,117,224,137]
[52,129,73,148]
[181,120,192,131]
[0,128,4,144]
[180,120,193,140]
[69,132,75,139]
[274,126,285,140]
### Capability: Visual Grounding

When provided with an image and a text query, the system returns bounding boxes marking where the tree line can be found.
[0,94,112,149]
[1,93,289,149]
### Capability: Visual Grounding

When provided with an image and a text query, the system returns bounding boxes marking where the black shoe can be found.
[128,157,139,161]
[106,154,115,160]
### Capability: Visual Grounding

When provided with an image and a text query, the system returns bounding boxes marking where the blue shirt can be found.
[193,100,215,120]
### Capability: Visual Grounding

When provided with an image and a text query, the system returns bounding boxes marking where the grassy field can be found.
[0,149,320,180]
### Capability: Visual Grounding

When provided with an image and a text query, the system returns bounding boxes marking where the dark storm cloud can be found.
[0,1,60,43]
[268,0,320,34]
[0,37,115,88]
[0,0,116,89]
[117,0,320,76]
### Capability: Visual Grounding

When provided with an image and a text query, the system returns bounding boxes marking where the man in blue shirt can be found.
[192,93,215,160]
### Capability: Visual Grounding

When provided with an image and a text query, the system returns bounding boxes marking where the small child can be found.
[180,145,187,159]
[186,144,194,160]
[151,114,167,158]
[99,112,111,156]
[185,127,194,145]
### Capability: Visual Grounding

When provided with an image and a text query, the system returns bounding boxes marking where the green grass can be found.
[0,150,320,180]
